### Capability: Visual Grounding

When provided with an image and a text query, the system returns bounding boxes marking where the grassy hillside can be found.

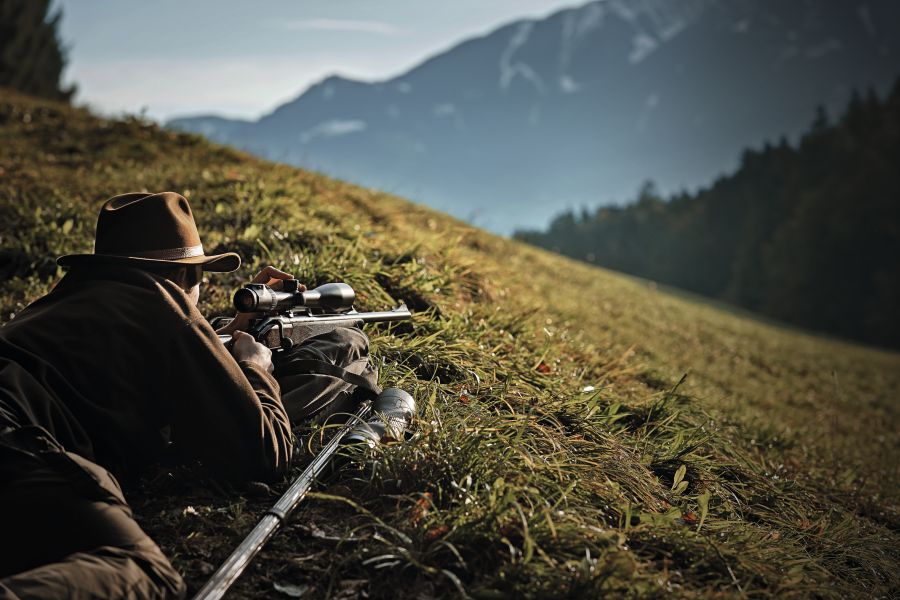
[2,90,898,599]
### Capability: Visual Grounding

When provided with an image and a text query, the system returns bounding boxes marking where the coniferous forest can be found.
[516,81,900,350]
[0,0,73,102]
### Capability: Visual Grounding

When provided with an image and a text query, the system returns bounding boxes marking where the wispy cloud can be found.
[279,18,404,36]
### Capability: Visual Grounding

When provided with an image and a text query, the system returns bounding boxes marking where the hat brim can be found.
[56,251,241,273]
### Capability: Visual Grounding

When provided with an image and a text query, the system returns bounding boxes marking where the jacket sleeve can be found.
[162,317,293,482]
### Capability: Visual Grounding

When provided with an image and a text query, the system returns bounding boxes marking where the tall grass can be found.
[2,90,898,598]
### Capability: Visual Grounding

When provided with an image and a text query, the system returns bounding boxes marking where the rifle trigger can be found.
[271,320,293,351]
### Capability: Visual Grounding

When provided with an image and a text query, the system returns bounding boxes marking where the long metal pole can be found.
[193,404,371,600]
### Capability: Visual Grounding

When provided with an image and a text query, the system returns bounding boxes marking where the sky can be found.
[54,0,582,122]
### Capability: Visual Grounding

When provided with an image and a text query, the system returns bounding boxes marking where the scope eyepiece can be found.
[233,284,280,312]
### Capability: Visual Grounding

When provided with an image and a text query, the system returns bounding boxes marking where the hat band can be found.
[125,244,204,260]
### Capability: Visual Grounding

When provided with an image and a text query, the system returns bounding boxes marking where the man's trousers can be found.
[0,426,186,599]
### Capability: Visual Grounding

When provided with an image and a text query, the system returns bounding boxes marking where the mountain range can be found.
[169,0,900,234]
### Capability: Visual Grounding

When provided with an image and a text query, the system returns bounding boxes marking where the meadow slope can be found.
[2,90,898,599]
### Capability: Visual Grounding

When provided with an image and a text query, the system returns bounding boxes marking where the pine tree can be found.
[811,105,829,133]
[0,0,74,101]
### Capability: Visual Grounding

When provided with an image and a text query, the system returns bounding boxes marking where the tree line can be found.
[0,0,73,101]
[516,80,900,349]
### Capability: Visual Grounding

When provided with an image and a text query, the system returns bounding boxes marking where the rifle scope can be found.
[233,281,356,313]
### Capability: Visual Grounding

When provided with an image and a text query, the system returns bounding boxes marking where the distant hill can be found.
[517,80,900,349]
[168,0,900,233]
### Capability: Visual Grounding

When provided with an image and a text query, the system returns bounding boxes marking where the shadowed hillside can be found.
[2,90,899,598]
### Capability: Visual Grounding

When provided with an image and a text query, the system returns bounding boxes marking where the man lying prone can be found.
[0,192,377,599]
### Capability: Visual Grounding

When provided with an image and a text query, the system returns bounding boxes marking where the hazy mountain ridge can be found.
[169,0,900,233]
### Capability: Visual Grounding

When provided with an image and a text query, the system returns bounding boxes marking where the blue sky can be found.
[55,0,582,122]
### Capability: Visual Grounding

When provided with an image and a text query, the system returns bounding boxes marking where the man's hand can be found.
[230,330,274,374]
[251,265,297,288]
[216,266,303,335]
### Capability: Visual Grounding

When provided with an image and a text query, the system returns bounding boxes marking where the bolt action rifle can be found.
[214,280,411,350]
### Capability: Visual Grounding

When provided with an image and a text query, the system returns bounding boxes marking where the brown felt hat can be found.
[57,191,240,272]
